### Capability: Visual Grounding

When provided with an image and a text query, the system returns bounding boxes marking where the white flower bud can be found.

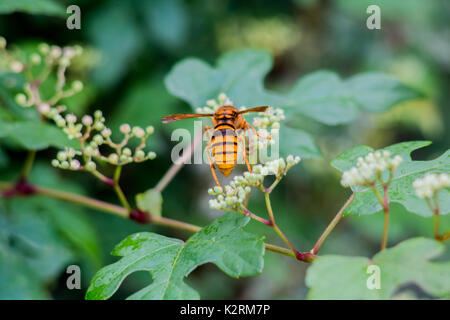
[67,148,76,158]
[82,115,93,126]
[146,126,154,135]
[94,121,105,131]
[147,151,156,160]
[50,46,62,59]
[30,53,41,65]
[57,151,67,161]
[65,114,77,123]
[135,150,145,160]
[120,124,131,134]
[60,161,70,169]
[70,160,81,170]
[51,159,60,167]
[63,47,76,59]
[38,43,49,54]
[413,173,450,199]
[93,134,104,145]
[85,161,96,171]
[101,128,112,138]
[15,93,27,106]
[132,126,145,138]
[72,80,83,92]
[37,103,51,114]
[94,110,103,118]
[10,61,23,73]
[122,148,132,157]
[84,146,94,157]
[108,153,119,164]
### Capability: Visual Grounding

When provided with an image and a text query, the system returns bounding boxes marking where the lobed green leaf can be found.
[306,237,450,299]
[86,211,264,300]
[331,141,449,217]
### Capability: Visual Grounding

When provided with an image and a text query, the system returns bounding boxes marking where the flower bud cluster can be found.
[52,110,156,172]
[245,107,283,151]
[51,147,82,170]
[341,150,403,188]
[0,39,84,115]
[413,173,449,199]
[252,107,285,130]
[208,155,301,210]
[196,93,233,114]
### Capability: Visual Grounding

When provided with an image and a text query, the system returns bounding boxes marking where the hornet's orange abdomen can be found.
[161,104,269,187]
[212,124,237,177]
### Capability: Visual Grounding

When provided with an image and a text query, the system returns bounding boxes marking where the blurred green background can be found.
[0,0,449,299]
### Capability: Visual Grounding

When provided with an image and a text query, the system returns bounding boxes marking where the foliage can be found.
[0,0,448,301]
[0,0,65,17]
[306,237,450,299]
[86,212,264,300]
[332,141,450,217]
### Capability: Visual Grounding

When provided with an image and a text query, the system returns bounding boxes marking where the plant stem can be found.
[370,184,384,206]
[434,212,440,240]
[311,193,355,255]
[113,166,131,211]
[264,243,296,258]
[35,185,128,217]
[242,207,272,226]
[263,191,300,258]
[432,197,441,240]
[0,181,299,260]
[380,185,390,251]
[21,150,36,179]
[90,170,114,185]
[154,132,203,193]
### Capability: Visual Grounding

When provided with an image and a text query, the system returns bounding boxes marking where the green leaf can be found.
[277,126,322,159]
[306,237,450,299]
[165,49,281,109]
[0,244,48,299]
[142,0,188,50]
[331,141,449,217]
[0,120,78,150]
[0,72,39,121]
[109,80,178,153]
[86,211,265,300]
[136,189,163,217]
[0,197,74,285]
[165,51,419,125]
[86,1,143,88]
[346,72,422,112]
[283,71,359,125]
[0,0,65,16]
[284,71,421,124]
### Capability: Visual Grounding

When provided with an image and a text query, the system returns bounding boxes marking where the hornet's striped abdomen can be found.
[212,124,237,177]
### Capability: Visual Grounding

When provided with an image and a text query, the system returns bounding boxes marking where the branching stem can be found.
[154,132,203,193]
[21,150,36,179]
[311,193,355,255]
[113,165,131,211]
[0,181,299,260]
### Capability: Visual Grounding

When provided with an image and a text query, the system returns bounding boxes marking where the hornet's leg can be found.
[205,142,222,188]
[238,131,252,173]
[204,126,223,188]
[247,123,272,139]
